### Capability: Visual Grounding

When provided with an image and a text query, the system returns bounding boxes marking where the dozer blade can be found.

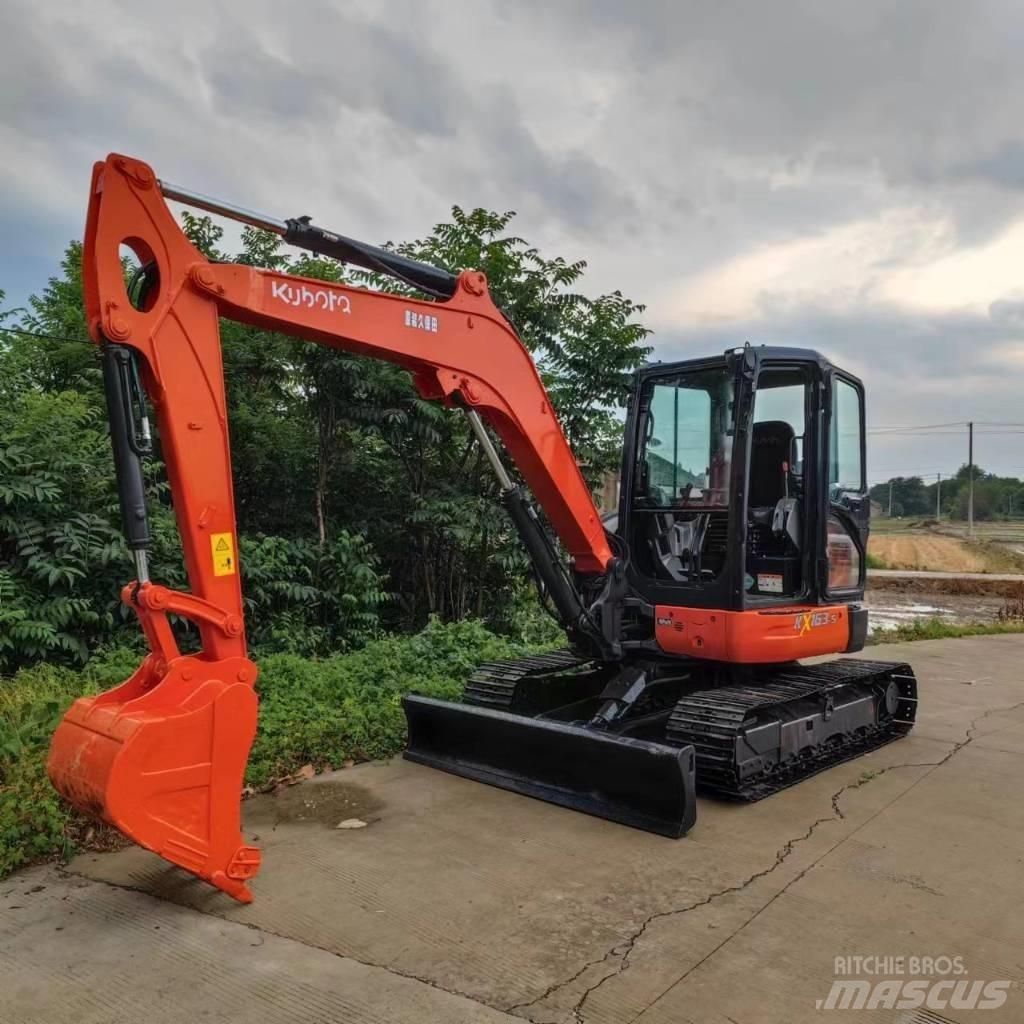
[403,695,697,837]
[47,654,262,903]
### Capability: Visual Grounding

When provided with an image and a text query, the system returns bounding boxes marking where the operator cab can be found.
[618,345,868,615]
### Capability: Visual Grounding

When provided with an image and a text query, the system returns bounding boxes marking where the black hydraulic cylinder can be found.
[283,217,458,299]
[501,486,587,631]
[157,180,459,299]
[101,345,151,551]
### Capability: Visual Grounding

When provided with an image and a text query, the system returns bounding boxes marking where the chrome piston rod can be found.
[158,181,288,235]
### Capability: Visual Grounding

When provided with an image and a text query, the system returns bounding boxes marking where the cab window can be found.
[830,378,864,498]
[639,367,734,508]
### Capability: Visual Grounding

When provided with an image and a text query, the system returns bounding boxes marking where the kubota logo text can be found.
[270,280,351,314]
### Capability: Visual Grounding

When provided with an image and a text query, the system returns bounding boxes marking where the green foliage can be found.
[2,205,646,657]
[0,392,125,668]
[241,531,387,655]
[0,756,68,875]
[334,207,651,624]
[247,617,546,783]
[0,619,557,875]
[867,617,1024,644]
[871,467,1024,521]
[0,660,98,875]
[869,476,931,518]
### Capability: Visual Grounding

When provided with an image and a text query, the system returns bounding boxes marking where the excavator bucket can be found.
[47,653,262,903]
[403,695,698,837]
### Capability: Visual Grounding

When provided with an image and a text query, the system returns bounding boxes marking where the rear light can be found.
[827,516,860,589]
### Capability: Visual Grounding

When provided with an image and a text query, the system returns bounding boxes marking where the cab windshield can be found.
[637,366,735,508]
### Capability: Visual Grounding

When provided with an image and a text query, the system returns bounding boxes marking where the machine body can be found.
[48,155,916,902]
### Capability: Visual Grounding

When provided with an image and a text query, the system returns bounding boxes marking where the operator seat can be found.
[749,421,794,509]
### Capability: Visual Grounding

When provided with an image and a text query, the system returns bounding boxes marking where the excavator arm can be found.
[48,154,613,901]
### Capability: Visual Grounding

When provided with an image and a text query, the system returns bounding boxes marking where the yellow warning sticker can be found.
[211,532,236,576]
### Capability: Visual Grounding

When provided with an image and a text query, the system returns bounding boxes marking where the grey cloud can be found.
[201,29,336,121]
[989,295,1024,329]
[469,86,633,233]
[951,141,1024,191]
[655,297,1024,476]
[198,6,460,136]
[521,0,1024,249]
[2,0,1024,480]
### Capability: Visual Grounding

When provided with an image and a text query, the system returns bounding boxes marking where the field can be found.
[869,523,1024,574]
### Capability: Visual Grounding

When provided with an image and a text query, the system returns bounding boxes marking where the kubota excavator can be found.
[48,154,917,903]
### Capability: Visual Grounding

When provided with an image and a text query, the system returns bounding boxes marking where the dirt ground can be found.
[864,588,1011,631]
[871,532,1000,572]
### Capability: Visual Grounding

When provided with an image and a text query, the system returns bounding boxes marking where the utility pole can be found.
[888,480,894,517]
[936,473,941,520]
[968,421,974,538]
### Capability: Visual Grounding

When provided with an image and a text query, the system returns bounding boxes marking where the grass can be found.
[246,617,549,784]
[865,552,889,570]
[4,608,1024,881]
[0,618,555,879]
[867,617,1024,645]
[964,538,1024,574]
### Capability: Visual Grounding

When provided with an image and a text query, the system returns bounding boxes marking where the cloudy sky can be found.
[3,0,1024,483]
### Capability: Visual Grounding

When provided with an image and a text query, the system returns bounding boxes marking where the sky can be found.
[2,0,1024,482]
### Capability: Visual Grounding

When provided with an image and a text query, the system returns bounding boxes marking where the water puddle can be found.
[245,778,384,830]
[865,591,1008,634]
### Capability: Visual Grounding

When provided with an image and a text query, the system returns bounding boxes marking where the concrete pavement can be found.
[4,634,1024,1023]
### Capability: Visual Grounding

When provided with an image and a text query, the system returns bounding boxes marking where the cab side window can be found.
[830,379,864,498]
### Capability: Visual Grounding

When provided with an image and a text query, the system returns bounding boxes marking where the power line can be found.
[0,325,90,345]
[868,420,965,434]
[869,420,1024,435]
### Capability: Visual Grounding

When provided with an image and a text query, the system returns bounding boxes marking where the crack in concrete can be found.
[58,866,511,1018]
[512,699,1024,1024]
[59,698,1024,1024]
[611,701,1024,1024]
[506,801,845,1021]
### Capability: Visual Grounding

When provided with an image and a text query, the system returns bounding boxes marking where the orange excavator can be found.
[48,154,917,902]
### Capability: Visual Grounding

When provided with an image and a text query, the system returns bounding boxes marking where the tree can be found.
[869,476,930,517]
[342,206,652,624]
[0,204,652,664]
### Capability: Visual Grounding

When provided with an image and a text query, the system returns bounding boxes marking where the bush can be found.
[0,662,93,874]
[247,617,547,783]
[0,619,557,876]
[241,530,387,656]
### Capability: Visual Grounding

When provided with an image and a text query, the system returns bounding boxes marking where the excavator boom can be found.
[47,154,643,901]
